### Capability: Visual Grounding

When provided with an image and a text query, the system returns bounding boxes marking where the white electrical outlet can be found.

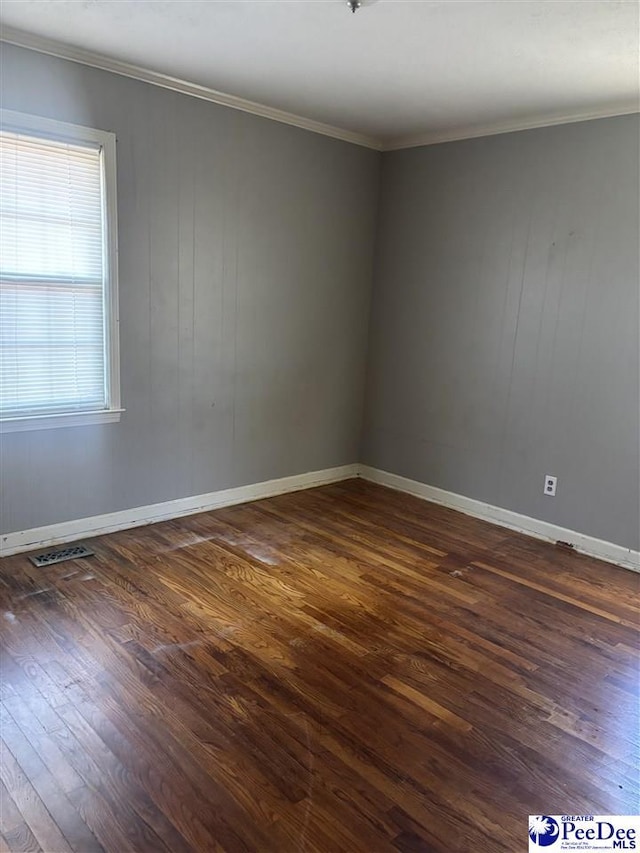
[544,475,557,496]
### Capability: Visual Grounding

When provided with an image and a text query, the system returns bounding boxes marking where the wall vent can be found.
[30,543,95,568]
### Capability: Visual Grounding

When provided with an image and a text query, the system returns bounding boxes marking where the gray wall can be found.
[363,115,640,551]
[0,43,380,534]
[2,43,638,553]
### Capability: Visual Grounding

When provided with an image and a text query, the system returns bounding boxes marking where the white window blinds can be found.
[0,130,108,419]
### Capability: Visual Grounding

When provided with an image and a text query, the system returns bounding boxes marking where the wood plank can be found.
[0,738,73,853]
[0,479,637,852]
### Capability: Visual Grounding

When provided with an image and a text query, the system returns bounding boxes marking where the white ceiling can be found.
[1,0,638,148]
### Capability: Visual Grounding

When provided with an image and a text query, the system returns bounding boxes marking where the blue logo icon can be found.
[529,816,560,846]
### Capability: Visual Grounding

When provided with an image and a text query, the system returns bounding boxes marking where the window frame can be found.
[0,109,122,433]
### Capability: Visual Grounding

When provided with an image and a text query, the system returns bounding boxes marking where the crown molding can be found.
[383,103,640,151]
[2,26,637,153]
[0,26,383,151]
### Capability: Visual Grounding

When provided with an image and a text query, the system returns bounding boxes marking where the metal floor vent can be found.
[30,543,95,568]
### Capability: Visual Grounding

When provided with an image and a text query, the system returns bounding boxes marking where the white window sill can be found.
[0,408,125,434]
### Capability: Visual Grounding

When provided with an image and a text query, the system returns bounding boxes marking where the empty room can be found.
[0,1,638,851]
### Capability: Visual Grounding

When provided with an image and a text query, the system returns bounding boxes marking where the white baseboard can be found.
[3,462,637,572]
[359,466,640,573]
[0,464,359,557]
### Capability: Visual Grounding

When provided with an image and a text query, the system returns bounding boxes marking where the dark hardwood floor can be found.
[0,479,638,852]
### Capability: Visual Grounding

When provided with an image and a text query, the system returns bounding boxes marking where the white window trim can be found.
[0,109,122,432]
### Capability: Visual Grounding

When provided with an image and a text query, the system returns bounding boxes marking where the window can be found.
[0,110,121,432]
